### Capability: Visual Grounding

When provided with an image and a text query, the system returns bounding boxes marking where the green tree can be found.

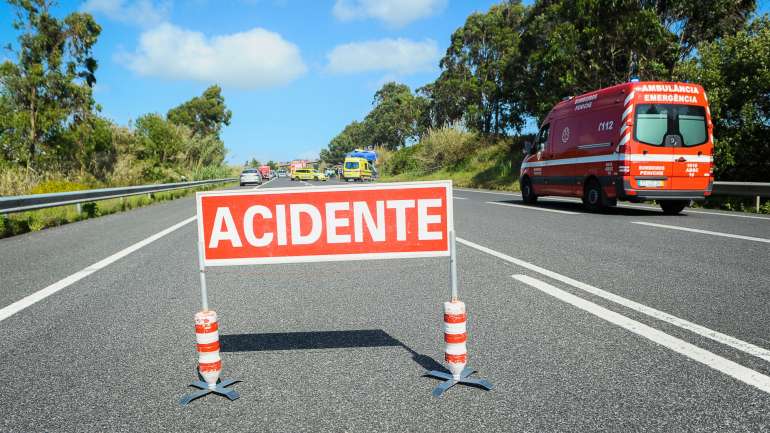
[676,16,770,181]
[134,113,185,166]
[0,0,101,168]
[320,120,370,164]
[520,0,678,121]
[167,85,232,138]
[432,2,527,135]
[365,82,421,150]
[518,0,757,121]
[643,0,756,62]
[61,114,115,178]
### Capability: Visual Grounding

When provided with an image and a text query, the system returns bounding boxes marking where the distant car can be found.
[324,168,335,178]
[277,169,287,177]
[313,171,328,181]
[240,168,262,186]
[291,168,314,181]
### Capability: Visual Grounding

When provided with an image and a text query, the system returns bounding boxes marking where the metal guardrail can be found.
[0,178,236,214]
[711,181,770,198]
[711,181,770,212]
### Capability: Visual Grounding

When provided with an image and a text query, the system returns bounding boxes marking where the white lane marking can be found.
[457,237,770,363]
[632,221,770,244]
[0,216,197,322]
[513,274,770,395]
[683,209,770,221]
[486,201,580,215]
[453,197,468,200]
[0,180,275,323]
[253,177,276,189]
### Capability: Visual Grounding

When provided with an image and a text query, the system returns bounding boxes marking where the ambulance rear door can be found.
[632,104,674,189]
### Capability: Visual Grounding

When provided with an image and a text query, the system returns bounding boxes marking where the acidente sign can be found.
[195,181,452,266]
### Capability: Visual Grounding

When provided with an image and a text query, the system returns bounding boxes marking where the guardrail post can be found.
[75,203,82,214]
[757,195,761,213]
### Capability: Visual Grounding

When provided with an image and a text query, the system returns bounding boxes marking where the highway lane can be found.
[0,177,769,432]
[452,190,770,359]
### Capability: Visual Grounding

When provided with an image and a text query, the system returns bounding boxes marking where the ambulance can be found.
[343,156,373,182]
[520,81,713,214]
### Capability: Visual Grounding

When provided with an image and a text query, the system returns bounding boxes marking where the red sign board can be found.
[195,181,453,266]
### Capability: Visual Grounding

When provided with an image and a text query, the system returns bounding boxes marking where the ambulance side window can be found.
[536,124,550,152]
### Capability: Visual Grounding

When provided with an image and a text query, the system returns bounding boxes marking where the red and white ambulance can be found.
[520,81,714,214]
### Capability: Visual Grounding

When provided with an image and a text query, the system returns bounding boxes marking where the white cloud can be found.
[81,0,170,27]
[326,38,439,75]
[119,23,307,89]
[333,0,446,27]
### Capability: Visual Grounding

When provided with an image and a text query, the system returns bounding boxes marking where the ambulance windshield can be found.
[635,104,707,147]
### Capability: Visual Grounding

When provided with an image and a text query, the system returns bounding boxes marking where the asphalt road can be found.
[1,177,769,432]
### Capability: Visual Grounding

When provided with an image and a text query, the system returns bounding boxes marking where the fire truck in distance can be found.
[520,81,713,214]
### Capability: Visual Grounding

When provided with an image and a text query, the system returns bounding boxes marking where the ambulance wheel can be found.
[660,200,688,215]
[583,179,605,212]
[521,177,537,204]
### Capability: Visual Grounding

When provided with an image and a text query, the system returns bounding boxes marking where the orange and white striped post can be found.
[179,246,241,406]
[195,310,221,387]
[443,300,467,379]
[425,230,493,397]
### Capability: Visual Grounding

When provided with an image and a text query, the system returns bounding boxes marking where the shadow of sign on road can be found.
[220,329,447,374]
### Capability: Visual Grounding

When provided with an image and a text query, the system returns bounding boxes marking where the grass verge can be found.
[378,128,523,192]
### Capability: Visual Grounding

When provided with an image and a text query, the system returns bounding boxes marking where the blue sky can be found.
[0,0,501,164]
[1,0,768,165]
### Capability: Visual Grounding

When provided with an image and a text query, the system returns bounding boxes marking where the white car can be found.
[239,168,263,186]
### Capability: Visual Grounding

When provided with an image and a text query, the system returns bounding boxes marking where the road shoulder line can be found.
[456,237,770,363]
[632,221,770,243]
[0,181,277,322]
[513,274,770,395]
[0,216,196,322]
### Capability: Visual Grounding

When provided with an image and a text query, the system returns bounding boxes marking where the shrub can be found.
[380,145,421,176]
[0,166,45,195]
[190,165,237,180]
[81,202,100,217]
[27,213,45,231]
[414,127,478,173]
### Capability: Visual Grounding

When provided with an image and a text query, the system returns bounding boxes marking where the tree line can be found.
[321,0,769,182]
[0,0,232,189]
